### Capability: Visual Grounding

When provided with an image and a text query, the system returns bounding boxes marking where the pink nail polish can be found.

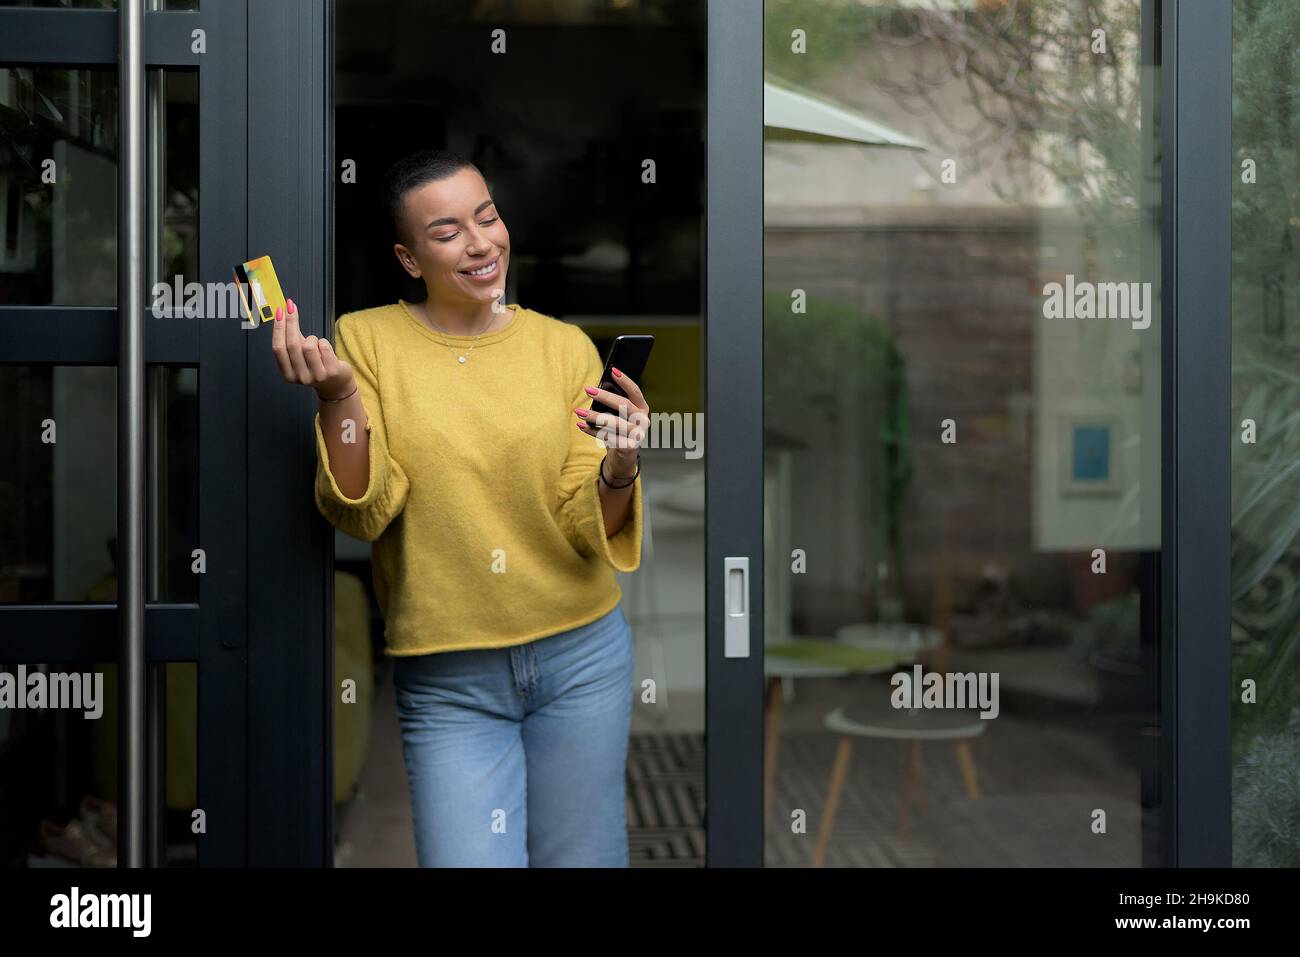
[575,409,588,417]
[612,367,622,377]
[584,387,598,395]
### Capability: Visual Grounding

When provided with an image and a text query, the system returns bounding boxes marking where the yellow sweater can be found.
[313,300,643,656]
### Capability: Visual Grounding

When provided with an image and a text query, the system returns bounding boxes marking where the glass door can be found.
[759,0,1167,867]
[0,0,250,867]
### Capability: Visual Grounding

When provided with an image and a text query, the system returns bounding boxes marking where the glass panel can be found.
[1230,0,1300,868]
[0,66,117,304]
[0,365,199,603]
[89,662,198,867]
[0,661,198,867]
[0,3,201,13]
[0,1,114,7]
[157,70,199,288]
[764,0,1162,866]
[332,0,706,867]
[0,67,197,305]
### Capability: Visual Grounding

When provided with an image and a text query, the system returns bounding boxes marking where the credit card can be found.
[233,254,287,325]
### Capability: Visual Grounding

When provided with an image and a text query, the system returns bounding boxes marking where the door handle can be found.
[724,556,750,658]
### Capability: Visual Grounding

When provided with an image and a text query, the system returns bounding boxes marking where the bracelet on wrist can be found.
[600,452,640,489]
[318,383,358,404]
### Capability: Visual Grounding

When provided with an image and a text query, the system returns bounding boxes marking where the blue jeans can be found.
[392,603,635,867]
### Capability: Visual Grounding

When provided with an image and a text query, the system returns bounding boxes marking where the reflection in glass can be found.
[0,66,117,304]
[0,366,199,603]
[0,1,114,7]
[158,70,198,286]
[0,661,197,867]
[1230,0,1300,869]
[0,67,198,305]
[763,0,1161,866]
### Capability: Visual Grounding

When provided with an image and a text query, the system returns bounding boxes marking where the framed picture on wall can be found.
[1059,413,1122,496]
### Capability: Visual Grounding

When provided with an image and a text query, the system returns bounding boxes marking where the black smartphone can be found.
[589,335,655,418]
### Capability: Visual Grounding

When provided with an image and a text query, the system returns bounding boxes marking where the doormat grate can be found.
[625,731,944,867]
[626,732,705,867]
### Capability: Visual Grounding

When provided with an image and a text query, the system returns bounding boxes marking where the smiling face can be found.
[392,166,510,307]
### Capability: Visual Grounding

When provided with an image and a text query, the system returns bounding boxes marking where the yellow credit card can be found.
[233,254,287,325]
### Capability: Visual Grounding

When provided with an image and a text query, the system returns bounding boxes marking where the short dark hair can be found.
[383,148,482,246]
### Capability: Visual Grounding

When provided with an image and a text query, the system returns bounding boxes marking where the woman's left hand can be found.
[575,368,650,478]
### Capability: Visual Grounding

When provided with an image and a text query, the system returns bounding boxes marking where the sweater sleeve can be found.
[313,314,411,542]
[554,328,643,573]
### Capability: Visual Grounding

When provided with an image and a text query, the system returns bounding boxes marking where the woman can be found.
[269,148,649,867]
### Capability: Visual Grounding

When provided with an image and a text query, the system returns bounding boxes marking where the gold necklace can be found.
[418,302,503,364]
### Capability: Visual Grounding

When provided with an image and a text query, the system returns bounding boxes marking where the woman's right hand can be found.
[270,297,356,401]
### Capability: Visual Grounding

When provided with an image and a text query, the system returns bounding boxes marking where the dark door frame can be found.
[243,0,334,867]
[705,0,763,867]
[1160,0,1232,866]
[0,0,336,867]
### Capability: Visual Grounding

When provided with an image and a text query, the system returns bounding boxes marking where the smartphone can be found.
[589,335,655,419]
[233,254,287,325]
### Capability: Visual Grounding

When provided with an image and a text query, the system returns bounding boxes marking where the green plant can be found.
[1232,708,1300,867]
[763,289,912,615]
[1230,0,1300,718]
[1230,360,1300,735]
[1229,0,1300,864]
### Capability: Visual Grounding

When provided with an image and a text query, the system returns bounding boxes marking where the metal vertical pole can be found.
[118,0,147,869]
